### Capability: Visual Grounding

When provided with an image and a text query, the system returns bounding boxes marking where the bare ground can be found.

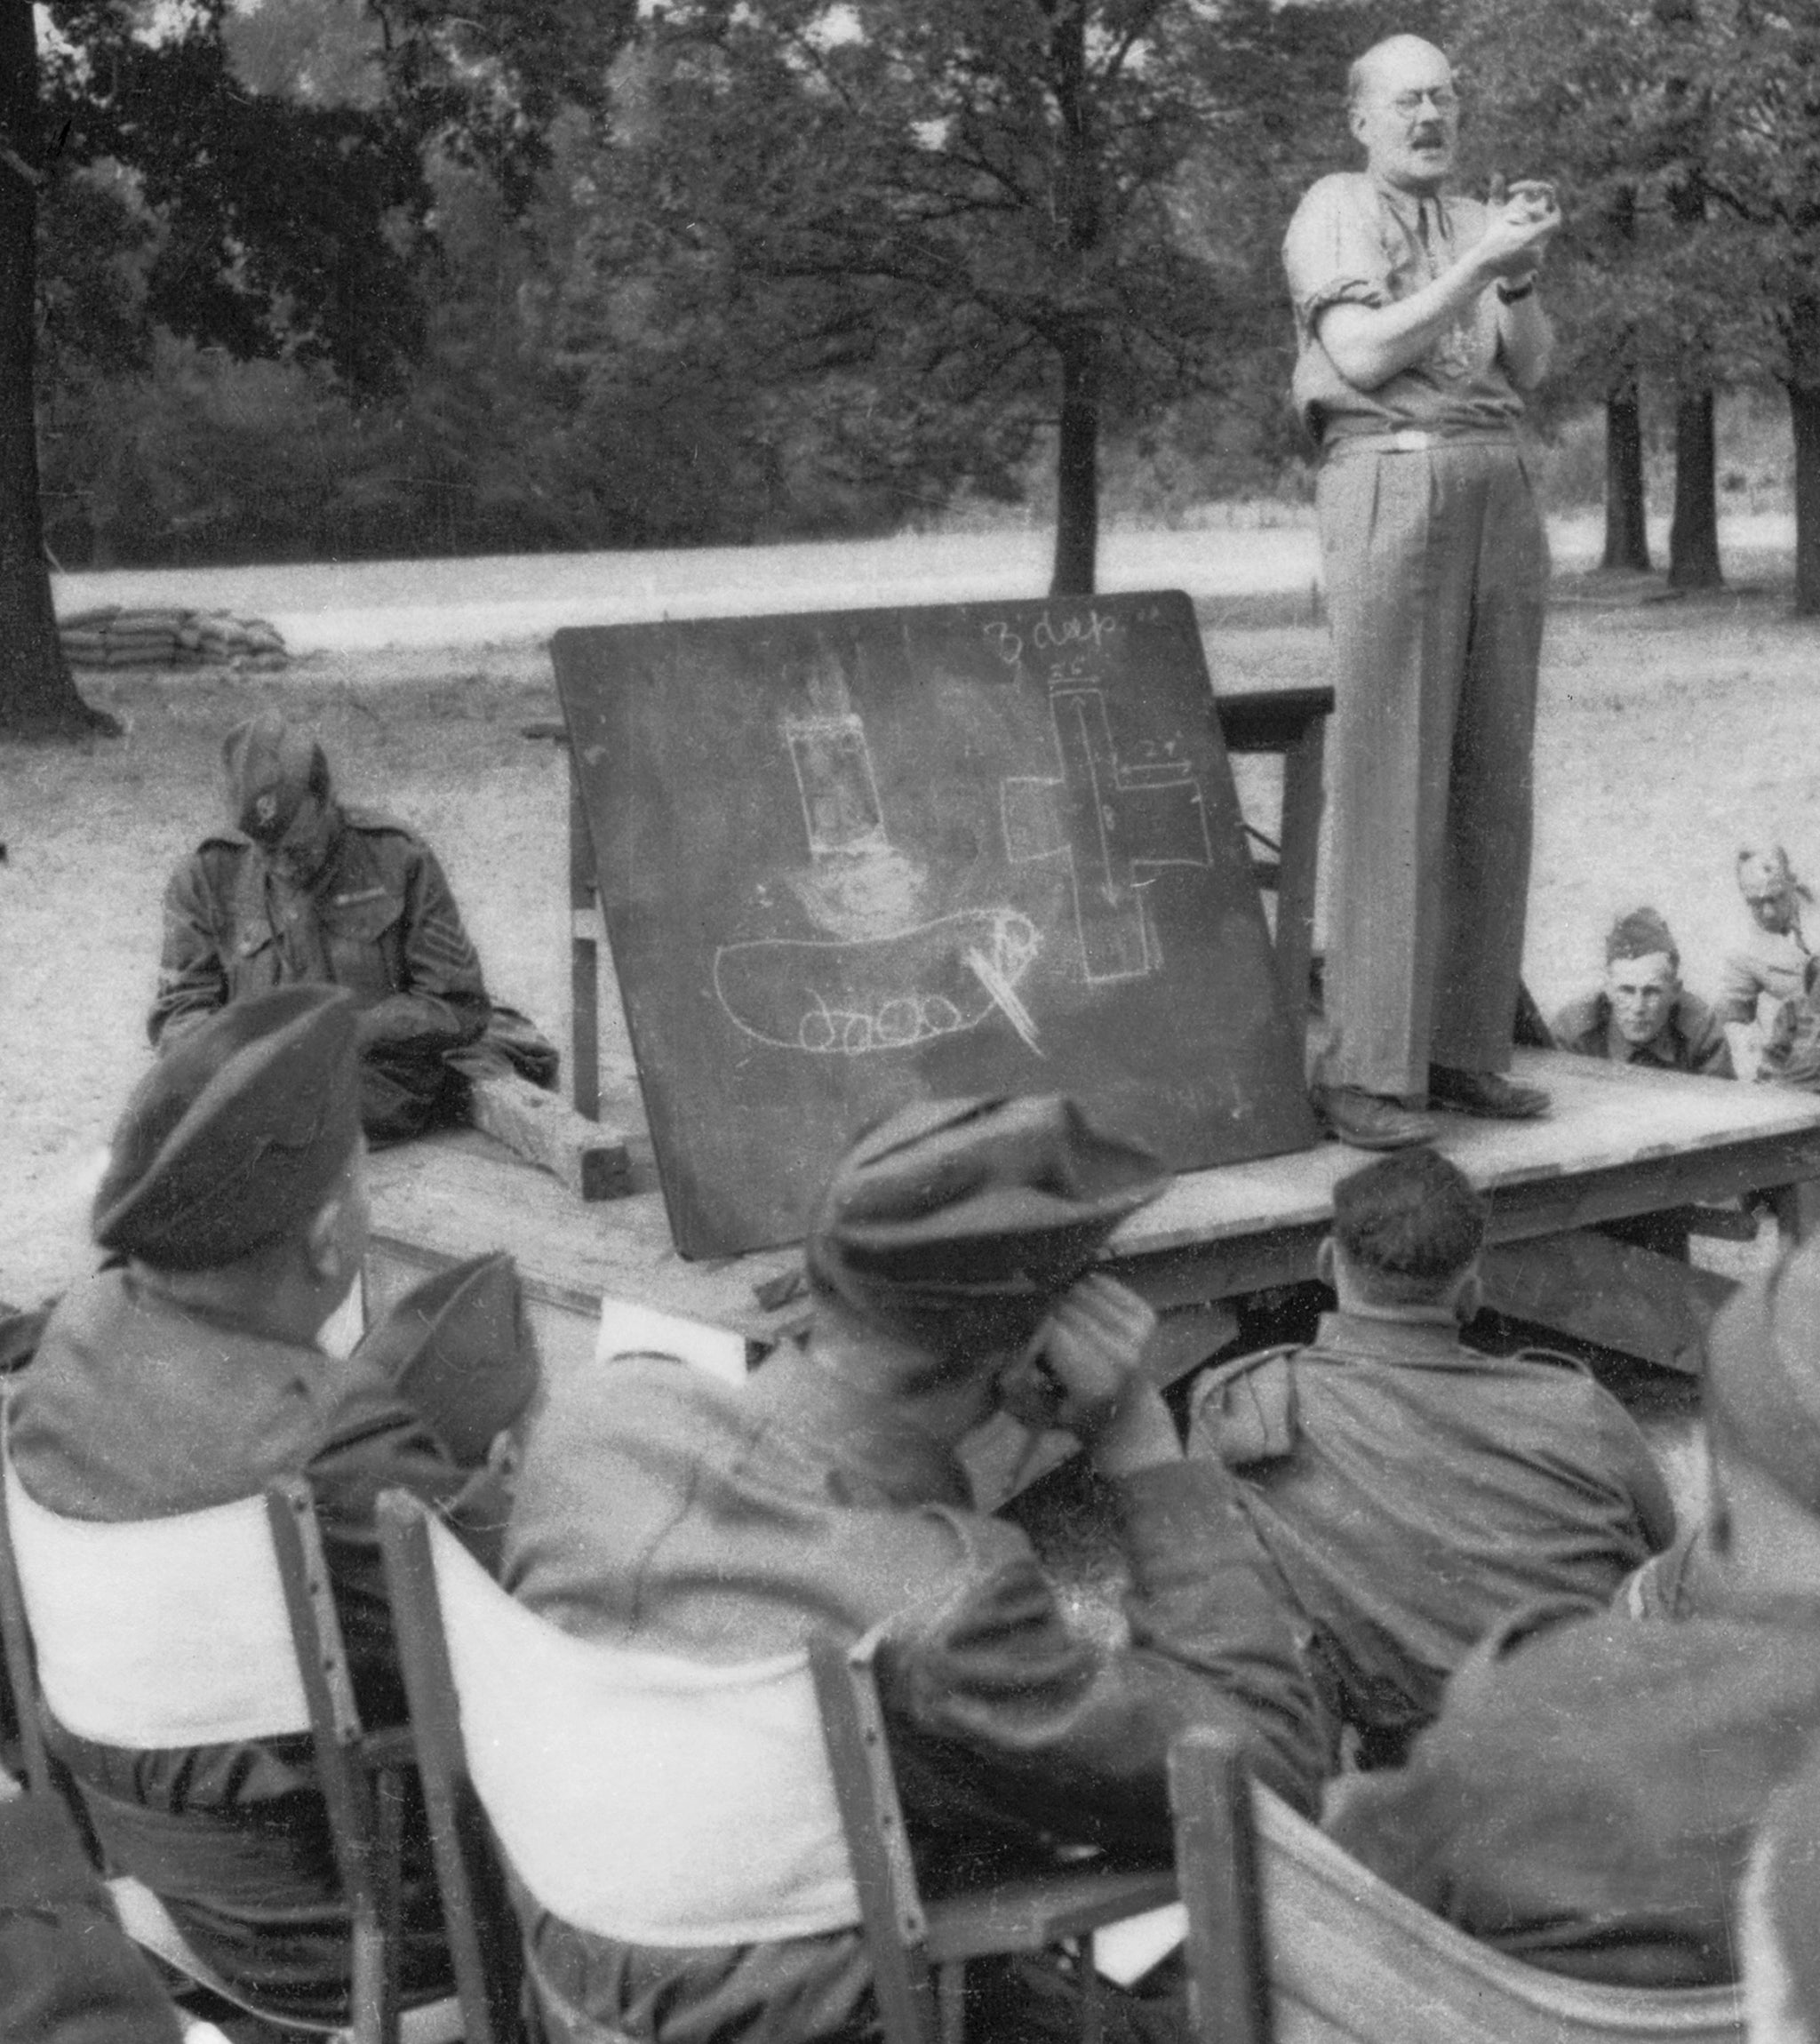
[4,563,1818,1311]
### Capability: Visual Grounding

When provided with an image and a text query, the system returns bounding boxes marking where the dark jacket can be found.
[1188,1312,1677,1767]
[0,1793,184,2044]
[8,1267,483,2021]
[148,807,490,1139]
[500,1341,1326,2044]
[1327,1597,1820,1986]
[1550,989,1735,1077]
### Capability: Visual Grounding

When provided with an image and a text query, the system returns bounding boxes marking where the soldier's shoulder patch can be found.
[1185,1345,1300,1469]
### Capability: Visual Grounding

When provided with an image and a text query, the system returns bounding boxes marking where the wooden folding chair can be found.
[0,1448,460,2044]
[377,1489,1175,2044]
[1167,1727,1745,2044]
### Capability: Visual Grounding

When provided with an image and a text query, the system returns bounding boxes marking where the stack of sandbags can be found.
[60,606,288,671]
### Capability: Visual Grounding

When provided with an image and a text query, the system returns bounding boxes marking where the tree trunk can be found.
[1601,373,1650,571]
[1668,386,1723,589]
[0,0,116,739]
[1047,0,1098,600]
[1051,325,1099,597]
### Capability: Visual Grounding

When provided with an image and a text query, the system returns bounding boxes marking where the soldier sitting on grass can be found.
[149,707,556,1143]
[1552,907,1733,1077]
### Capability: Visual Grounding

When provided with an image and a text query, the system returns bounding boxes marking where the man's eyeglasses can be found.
[1391,87,1458,116]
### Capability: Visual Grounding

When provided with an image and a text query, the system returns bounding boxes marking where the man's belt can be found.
[1321,427,1519,457]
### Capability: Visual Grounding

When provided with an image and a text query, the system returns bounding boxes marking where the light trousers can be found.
[1313,436,1548,1099]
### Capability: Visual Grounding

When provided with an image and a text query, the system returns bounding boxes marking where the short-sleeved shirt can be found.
[1717,922,1812,1026]
[1282,172,1526,440]
[1551,988,1736,1077]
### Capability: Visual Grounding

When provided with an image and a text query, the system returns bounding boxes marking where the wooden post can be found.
[1273,716,1324,1024]
[569,751,601,1123]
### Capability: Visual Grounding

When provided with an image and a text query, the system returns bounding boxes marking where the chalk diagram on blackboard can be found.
[714,710,1045,1057]
[1002,683,1214,984]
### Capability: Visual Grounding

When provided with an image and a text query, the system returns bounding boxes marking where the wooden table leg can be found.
[1273,720,1324,1021]
[569,758,601,1123]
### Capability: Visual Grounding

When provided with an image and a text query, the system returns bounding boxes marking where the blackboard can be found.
[553,592,1316,1258]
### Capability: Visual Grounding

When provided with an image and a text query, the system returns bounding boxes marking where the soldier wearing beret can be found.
[502,1094,1326,2044]
[1187,1150,1672,1770]
[7,987,539,2022]
[148,708,554,1143]
[1552,909,1735,1078]
[1324,1232,1820,1988]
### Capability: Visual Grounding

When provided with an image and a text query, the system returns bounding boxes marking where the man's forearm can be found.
[1316,254,1494,389]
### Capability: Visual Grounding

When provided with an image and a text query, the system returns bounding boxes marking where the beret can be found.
[353,1252,539,1465]
[223,708,324,846]
[1706,1237,1820,1515]
[804,1095,1167,1355]
[93,986,362,1270]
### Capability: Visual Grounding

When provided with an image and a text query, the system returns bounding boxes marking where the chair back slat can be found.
[808,1632,938,2044]
[379,1492,523,2044]
[1168,1728,1273,2044]
[0,1434,50,1790]
[3,1451,308,1747]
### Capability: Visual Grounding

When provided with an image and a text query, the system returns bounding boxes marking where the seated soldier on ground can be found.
[1325,1231,1820,1987]
[1718,843,1814,1050]
[1552,908,1734,1077]
[1185,1149,1675,1771]
[148,708,556,1143]
[7,986,535,2022]
[502,1095,1327,2044]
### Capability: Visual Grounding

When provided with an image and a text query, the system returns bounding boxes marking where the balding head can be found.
[1347,36,1458,194]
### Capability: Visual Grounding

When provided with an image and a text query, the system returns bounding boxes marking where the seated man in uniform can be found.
[148,707,555,1143]
[1326,1231,1820,1986]
[502,1095,1327,2044]
[1718,842,1813,1043]
[0,1777,188,2044]
[1185,1149,1675,1770]
[8,986,532,2021]
[1552,908,1734,1077]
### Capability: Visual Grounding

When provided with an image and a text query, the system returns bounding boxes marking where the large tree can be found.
[3,0,632,736]
[608,0,1256,594]
[1,0,112,737]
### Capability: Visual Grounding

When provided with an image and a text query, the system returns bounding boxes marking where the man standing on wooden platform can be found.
[149,708,558,1144]
[1285,36,1561,1150]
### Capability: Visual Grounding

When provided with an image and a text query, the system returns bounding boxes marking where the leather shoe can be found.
[1429,1066,1550,1120]
[1311,1086,1441,1151]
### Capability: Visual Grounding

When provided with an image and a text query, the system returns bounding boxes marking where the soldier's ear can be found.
[1451,1268,1484,1326]
[1315,1236,1337,1288]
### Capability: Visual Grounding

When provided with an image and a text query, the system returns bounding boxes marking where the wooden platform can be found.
[364,1050,1820,1370]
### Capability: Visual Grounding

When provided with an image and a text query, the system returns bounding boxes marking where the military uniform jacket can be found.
[1187,1312,1676,1766]
[500,1342,1326,2044]
[149,805,489,1056]
[8,1268,479,2019]
[1328,1597,1820,1986]
[1550,989,1736,1078]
